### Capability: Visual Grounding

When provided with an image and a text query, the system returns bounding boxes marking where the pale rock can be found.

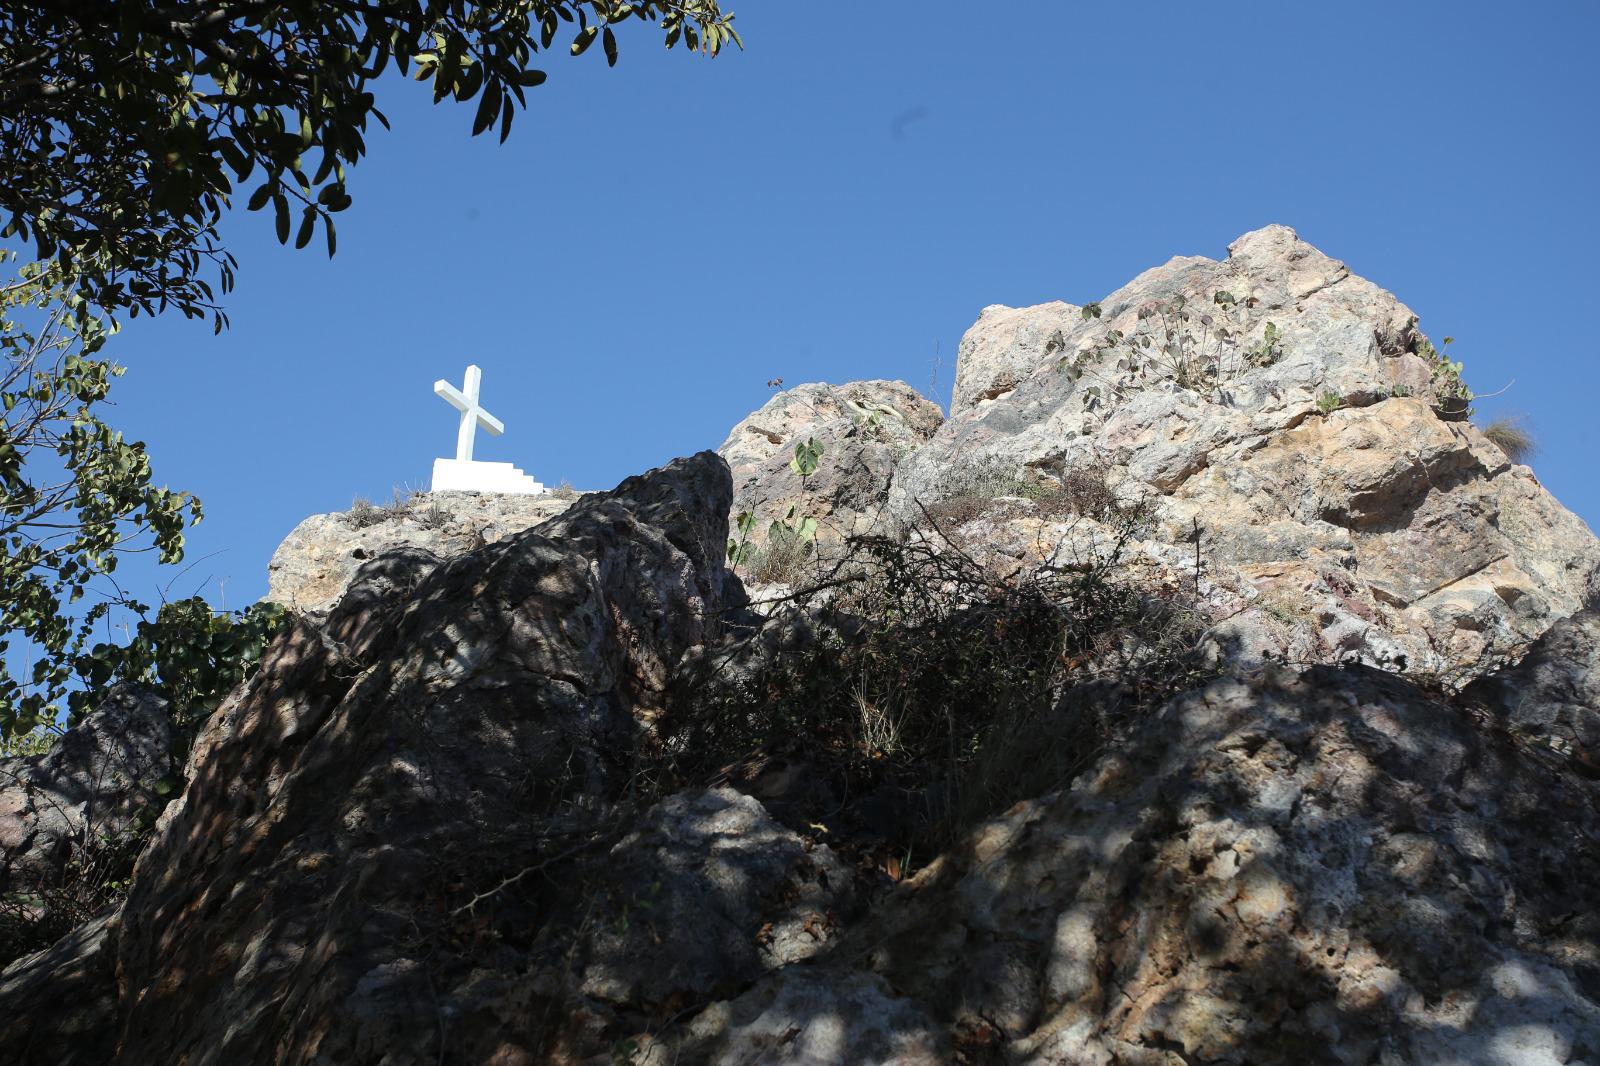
[888,226,1599,676]
[951,301,1082,413]
[718,380,942,546]
[265,490,578,613]
[756,667,1600,1064]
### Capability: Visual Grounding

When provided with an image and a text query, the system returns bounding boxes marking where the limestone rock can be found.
[674,970,950,1065]
[265,489,579,613]
[951,300,1082,414]
[741,667,1600,1064]
[890,226,1600,675]
[110,454,734,1064]
[579,787,853,1009]
[718,380,942,545]
[0,687,171,913]
[1465,606,1600,771]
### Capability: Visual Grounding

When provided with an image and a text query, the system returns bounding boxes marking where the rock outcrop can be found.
[718,380,943,545]
[267,489,577,613]
[1465,605,1600,773]
[951,300,1083,414]
[0,687,171,918]
[104,453,734,1063]
[656,667,1600,1065]
[0,911,119,1065]
[5,230,1600,1066]
[889,226,1600,676]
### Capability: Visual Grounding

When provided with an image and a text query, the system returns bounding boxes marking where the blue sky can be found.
[109,0,1598,608]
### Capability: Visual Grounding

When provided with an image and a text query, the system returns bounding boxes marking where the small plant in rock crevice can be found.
[1054,291,1286,416]
[1317,389,1344,416]
[923,454,1150,536]
[1415,335,1474,417]
[728,437,827,584]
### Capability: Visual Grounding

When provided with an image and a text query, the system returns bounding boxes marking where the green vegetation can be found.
[1056,291,1285,406]
[728,437,825,584]
[0,259,202,735]
[1317,388,1343,416]
[0,0,739,742]
[1416,336,1473,416]
[0,0,740,326]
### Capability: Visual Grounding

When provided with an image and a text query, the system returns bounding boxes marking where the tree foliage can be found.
[0,0,738,738]
[0,0,739,326]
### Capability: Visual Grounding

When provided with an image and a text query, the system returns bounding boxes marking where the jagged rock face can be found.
[1465,606,1600,771]
[266,490,577,613]
[893,226,1600,673]
[656,667,1600,1066]
[951,300,1082,414]
[0,687,171,908]
[718,380,943,543]
[109,454,737,1064]
[2,445,1597,1065]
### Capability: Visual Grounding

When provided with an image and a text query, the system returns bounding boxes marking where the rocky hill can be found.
[4,229,1599,1065]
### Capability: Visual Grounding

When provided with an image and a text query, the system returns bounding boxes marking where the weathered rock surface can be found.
[0,687,171,908]
[0,909,119,1064]
[891,226,1600,675]
[674,667,1600,1065]
[951,300,1083,415]
[9,229,1600,1066]
[579,787,853,1009]
[266,489,578,613]
[109,453,735,1063]
[718,380,942,544]
[1465,605,1600,771]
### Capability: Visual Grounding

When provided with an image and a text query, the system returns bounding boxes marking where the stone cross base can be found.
[431,458,546,495]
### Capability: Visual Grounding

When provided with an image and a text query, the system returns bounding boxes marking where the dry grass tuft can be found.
[1479,416,1537,465]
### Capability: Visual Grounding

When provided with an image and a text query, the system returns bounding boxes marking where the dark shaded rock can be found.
[579,787,853,1008]
[0,909,119,1065]
[712,666,1600,1064]
[1465,606,1600,773]
[110,452,735,1065]
[0,686,171,914]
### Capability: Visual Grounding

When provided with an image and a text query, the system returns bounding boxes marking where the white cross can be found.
[433,364,504,462]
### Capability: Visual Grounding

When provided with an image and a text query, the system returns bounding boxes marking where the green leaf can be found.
[471,79,501,136]
[572,25,599,56]
[294,207,316,249]
[603,26,618,66]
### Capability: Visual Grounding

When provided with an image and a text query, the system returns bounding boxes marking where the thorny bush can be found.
[654,515,1211,854]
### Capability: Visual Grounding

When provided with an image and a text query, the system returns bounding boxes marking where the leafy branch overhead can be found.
[0,0,741,326]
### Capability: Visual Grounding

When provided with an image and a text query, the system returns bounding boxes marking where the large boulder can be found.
[662,666,1600,1064]
[719,380,942,546]
[266,489,578,613]
[891,226,1600,675]
[0,687,171,926]
[109,453,737,1064]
